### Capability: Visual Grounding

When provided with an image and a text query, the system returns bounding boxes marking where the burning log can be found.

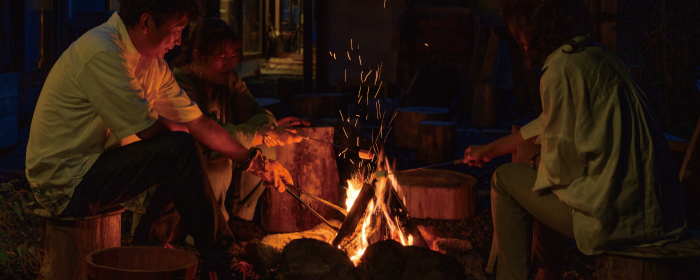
[396,169,477,220]
[383,180,429,248]
[262,126,341,233]
[333,183,376,248]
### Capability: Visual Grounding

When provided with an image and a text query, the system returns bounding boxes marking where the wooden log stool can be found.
[394,107,450,148]
[396,169,476,220]
[35,206,125,280]
[596,233,700,280]
[290,93,349,122]
[416,121,456,164]
[261,126,340,232]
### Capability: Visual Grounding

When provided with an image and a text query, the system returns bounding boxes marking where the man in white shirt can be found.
[25,1,289,279]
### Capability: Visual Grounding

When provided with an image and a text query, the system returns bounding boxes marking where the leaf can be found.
[28,247,35,256]
[17,246,26,256]
[12,205,24,220]
[0,250,7,266]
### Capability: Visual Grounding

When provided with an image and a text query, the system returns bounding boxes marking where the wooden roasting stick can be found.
[285,188,340,232]
[285,184,348,216]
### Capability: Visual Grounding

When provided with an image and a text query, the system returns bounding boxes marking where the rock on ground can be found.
[356,239,467,280]
[256,220,341,268]
[277,238,357,280]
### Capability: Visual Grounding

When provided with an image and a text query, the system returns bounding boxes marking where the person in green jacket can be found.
[133,18,304,245]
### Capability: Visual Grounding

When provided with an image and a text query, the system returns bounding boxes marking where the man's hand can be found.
[261,125,303,146]
[463,145,492,167]
[246,152,293,192]
[516,140,541,165]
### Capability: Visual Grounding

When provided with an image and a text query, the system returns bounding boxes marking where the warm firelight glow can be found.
[341,158,416,266]
[345,175,364,212]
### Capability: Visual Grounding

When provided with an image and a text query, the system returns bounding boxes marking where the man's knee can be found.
[491,163,530,197]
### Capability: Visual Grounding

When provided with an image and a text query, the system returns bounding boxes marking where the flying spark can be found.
[374,81,383,98]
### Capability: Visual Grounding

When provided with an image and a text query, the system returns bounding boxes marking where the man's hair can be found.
[498,0,592,68]
[119,0,202,29]
[172,18,242,67]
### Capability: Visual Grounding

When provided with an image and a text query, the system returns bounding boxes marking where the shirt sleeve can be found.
[76,51,157,140]
[519,113,544,141]
[533,67,587,191]
[153,60,202,123]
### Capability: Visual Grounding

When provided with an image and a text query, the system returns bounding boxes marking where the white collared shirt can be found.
[26,12,202,215]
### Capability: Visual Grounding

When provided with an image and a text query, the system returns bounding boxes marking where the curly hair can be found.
[171,18,242,67]
[498,0,592,68]
[119,0,202,29]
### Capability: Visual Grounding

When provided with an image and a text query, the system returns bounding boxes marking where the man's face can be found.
[141,14,188,59]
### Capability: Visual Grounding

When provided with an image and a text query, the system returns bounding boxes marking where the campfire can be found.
[335,156,428,265]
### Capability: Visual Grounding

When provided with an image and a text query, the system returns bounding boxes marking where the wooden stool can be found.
[596,233,700,280]
[37,206,125,280]
[416,121,456,164]
[393,107,450,148]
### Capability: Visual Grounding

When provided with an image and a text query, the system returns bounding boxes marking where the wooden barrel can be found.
[290,93,349,122]
[262,126,341,232]
[393,107,450,148]
[39,207,125,280]
[85,246,198,280]
[416,121,456,164]
[396,169,476,220]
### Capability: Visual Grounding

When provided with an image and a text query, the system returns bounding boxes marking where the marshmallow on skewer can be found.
[358,149,374,160]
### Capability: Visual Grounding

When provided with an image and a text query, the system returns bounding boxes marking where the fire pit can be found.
[250,151,472,280]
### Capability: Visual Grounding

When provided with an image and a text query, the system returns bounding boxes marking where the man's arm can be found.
[136,116,189,140]
[184,115,249,163]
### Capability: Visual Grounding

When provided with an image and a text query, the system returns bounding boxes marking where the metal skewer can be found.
[376,159,464,177]
[286,184,348,216]
[285,188,340,232]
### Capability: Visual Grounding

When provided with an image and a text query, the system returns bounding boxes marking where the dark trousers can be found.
[58,131,235,269]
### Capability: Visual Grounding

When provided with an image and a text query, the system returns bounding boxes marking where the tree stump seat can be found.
[596,230,700,280]
[31,206,125,280]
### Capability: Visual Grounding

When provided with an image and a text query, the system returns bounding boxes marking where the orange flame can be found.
[341,159,415,266]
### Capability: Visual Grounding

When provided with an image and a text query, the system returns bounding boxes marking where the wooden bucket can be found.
[85,247,198,280]
[396,169,476,220]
